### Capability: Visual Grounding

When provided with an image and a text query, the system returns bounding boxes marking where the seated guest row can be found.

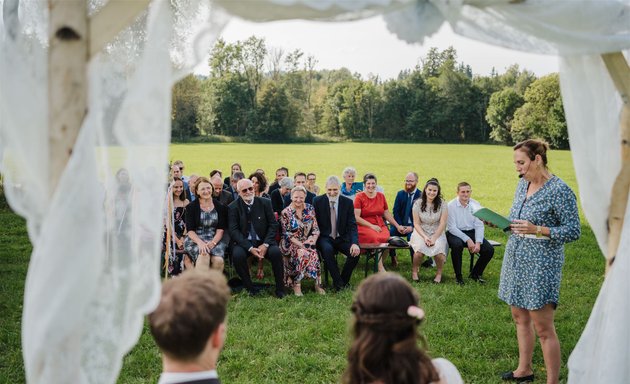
[162,171,495,297]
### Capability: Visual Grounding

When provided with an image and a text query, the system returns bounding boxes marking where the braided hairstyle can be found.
[343,273,439,384]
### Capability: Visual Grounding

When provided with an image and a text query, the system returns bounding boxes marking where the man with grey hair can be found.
[313,175,361,291]
[228,179,285,298]
[211,175,234,206]
[226,171,245,201]
[270,176,294,215]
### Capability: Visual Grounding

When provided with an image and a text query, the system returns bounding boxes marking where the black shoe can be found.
[501,371,534,382]
[421,259,433,268]
[247,287,262,297]
[456,278,465,285]
[469,274,487,284]
[275,290,286,299]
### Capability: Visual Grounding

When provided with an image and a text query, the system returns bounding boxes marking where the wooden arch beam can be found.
[602,52,630,274]
[47,0,151,197]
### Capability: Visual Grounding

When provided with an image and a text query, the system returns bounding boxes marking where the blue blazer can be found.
[391,189,421,232]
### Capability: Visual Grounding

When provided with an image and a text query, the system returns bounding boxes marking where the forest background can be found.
[170,36,568,148]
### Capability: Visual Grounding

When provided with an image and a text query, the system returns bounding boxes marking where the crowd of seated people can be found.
[161,161,495,296]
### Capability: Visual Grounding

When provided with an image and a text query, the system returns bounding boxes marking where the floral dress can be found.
[408,199,448,257]
[280,203,321,287]
[184,208,227,262]
[163,206,186,276]
[498,176,580,310]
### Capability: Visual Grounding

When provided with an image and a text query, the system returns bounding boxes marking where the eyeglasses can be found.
[240,187,254,193]
[405,180,416,183]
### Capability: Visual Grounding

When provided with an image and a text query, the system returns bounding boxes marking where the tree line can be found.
[172,37,568,149]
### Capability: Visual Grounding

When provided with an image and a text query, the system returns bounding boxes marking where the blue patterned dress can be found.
[498,176,580,310]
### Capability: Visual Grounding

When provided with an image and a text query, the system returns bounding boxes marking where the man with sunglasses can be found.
[228,179,285,298]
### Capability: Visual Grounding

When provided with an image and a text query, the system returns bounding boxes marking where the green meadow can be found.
[0,143,603,383]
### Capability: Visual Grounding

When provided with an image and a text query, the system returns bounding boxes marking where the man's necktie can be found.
[330,200,337,239]
[403,193,413,225]
[246,205,257,240]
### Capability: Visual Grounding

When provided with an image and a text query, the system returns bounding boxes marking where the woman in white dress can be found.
[343,272,463,384]
[408,178,448,283]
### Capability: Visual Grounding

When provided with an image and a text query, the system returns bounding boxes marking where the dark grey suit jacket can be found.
[313,194,358,244]
[228,197,278,250]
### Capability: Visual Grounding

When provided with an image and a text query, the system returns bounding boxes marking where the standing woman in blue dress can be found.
[499,139,580,384]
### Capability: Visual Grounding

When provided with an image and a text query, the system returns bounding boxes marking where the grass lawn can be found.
[0,143,603,383]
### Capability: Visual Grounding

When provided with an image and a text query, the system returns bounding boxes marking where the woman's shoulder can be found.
[188,198,201,209]
[431,358,463,384]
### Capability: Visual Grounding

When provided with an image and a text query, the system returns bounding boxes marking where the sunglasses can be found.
[240,186,254,193]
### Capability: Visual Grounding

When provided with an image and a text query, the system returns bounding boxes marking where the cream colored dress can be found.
[408,199,448,257]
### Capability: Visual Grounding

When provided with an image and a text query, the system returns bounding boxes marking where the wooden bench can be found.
[360,243,411,277]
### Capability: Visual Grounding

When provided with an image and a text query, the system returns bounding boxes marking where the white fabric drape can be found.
[1,0,629,383]
[0,0,228,382]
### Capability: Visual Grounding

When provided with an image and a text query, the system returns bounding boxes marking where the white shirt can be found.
[447,197,484,243]
[158,369,218,384]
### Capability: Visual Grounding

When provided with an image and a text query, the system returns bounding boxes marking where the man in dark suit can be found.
[211,175,234,206]
[268,166,288,195]
[149,269,229,384]
[270,176,293,215]
[224,171,245,201]
[283,172,316,206]
[389,171,422,266]
[313,175,361,291]
[229,178,285,298]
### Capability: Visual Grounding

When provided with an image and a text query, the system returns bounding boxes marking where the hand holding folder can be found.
[473,207,511,231]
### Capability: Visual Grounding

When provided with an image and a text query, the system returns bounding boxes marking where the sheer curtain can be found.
[1,0,228,382]
[1,0,629,383]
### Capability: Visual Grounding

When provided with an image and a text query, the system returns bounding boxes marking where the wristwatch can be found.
[536,225,542,238]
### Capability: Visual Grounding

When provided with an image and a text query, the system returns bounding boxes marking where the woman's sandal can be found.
[500,371,534,383]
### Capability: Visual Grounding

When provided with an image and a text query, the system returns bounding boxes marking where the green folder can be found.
[473,208,511,231]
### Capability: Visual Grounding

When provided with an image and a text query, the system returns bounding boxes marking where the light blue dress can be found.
[498,176,580,310]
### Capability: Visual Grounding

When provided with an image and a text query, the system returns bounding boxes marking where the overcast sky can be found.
[195,15,559,79]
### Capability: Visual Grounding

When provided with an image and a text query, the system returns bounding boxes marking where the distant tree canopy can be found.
[171,38,569,148]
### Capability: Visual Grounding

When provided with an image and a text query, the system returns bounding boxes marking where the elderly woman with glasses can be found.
[279,186,325,296]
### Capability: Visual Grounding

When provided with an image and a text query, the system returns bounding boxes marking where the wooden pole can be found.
[48,0,88,197]
[47,0,152,197]
[602,52,630,274]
